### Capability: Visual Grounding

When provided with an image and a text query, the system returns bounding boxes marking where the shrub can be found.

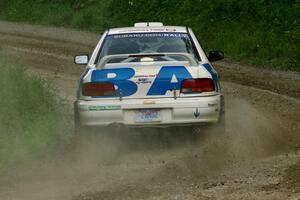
[0,56,67,173]
[0,0,299,71]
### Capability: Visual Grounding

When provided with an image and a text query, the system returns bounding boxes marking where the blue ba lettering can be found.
[91,68,137,97]
[147,66,192,95]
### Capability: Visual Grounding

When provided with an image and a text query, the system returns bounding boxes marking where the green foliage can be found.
[0,56,66,173]
[107,0,299,70]
[0,0,299,70]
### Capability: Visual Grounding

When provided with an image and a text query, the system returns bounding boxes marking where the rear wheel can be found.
[74,101,82,135]
[216,95,226,134]
[73,101,86,145]
[191,95,226,139]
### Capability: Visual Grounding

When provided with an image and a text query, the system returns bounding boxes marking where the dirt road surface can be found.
[0,20,300,200]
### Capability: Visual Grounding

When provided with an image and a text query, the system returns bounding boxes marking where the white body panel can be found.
[76,95,221,127]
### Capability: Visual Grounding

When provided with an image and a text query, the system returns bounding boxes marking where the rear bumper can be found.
[75,95,221,127]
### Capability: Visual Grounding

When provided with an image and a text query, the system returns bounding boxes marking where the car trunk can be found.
[87,61,212,100]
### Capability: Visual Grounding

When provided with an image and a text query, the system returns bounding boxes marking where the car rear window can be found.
[96,32,199,63]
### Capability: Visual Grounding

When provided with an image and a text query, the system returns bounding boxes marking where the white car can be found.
[74,22,225,132]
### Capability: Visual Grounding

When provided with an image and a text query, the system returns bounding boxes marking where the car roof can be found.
[107,26,188,35]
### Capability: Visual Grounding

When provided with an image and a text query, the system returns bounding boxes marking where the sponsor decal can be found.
[143,100,156,104]
[112,33,188,39]
[147,66,192,95]
[194,108,200,118]
[134,74,157,78]
[91,66,199,97]
[136,78,152,84]
[88,105,121,111]
[92,68,137,97]
[117,28,178,34]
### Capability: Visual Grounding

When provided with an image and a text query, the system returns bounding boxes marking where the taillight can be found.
[180,78,215,93]
[82,82,115,97]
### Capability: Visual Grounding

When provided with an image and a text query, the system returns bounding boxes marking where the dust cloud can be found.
[155,97,285,180]
[0,97,287,200]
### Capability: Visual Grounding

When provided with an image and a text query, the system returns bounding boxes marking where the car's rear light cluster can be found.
[82,82,115,97]
[180,78,215,93]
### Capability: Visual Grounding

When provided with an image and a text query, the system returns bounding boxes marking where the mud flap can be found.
[73,101,83,135]
[191,95,225,138]
[217,95,226,133]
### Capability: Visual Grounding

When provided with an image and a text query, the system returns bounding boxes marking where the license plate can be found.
[135,109,161,122]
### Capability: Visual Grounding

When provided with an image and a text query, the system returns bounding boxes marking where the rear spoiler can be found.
[97,53,198,69]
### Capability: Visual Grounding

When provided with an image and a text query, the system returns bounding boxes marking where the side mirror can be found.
[208,51,224,62]
[74,55,89,65]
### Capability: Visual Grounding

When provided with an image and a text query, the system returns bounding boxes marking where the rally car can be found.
[74,22,225,132]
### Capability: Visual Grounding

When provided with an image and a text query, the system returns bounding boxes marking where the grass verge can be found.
[0,55,67,174]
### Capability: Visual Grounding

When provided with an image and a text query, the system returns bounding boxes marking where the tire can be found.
[73,101,82,135]
[191,95,225,139]
[215,95,226,134]
[190,124,209,141]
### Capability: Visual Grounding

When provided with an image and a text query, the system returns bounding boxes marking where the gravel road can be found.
[0,20,299,200]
